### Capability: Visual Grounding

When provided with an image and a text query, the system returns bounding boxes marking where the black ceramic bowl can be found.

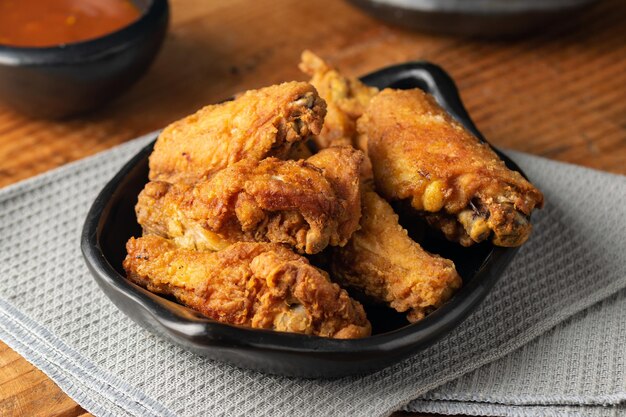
[0,0,168,118]
[82,62,527,378]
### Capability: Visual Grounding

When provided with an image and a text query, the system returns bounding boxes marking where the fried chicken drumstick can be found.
[332,191,462,322]
[137,146,364,255]
[149,81,326,184]
[299,51,378,150]
[360,89,544,247]
[124,236,371,339]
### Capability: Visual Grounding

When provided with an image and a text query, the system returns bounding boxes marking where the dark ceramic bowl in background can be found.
[0,0,169,119]
[82,62,529,378]
[346,0,598,37]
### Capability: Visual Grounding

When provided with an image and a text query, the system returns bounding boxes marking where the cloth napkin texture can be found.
[0,133,624,417]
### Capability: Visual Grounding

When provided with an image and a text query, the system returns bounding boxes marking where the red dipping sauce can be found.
[0,0,141,47]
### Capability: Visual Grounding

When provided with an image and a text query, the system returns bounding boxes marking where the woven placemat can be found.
[0,134,624,416]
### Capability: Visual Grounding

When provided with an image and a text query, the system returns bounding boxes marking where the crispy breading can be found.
[149,81,326,183]
[135,181,231,252]
[299,51,378,150]
[331,191,461,322]
[306,146,364,244]
[124,236,371,339]
[360,88,544,247]
[136,147,364,254]
[286,141,314,160]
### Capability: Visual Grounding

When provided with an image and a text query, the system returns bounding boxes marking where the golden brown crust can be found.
[123,236,371,338]
[306,146,364,244]
[285,141,314,160]
[361,88,544,247]
[137,148,363,254]
[149,81,327,184]
[331,191,462,322]
[136,181,232,252]
[127,61,544,337]
[299,51,378,150]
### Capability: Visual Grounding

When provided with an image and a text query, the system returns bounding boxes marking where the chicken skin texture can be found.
[360,89,544,247]
[136,147,364,255]
[124,236,371,339]
[148,81,327,184]
[306,146,364,244]
[331,191,461,322]
[299,51,378,150]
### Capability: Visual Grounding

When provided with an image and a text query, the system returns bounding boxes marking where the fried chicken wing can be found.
[299,51,378,150]
[137,147,364,254]
[286,141,314,160]
[124,236,371,338]
[149,81,327,183]
[306,146,364,243]
[360,89,544,247]
[331,191,461,322]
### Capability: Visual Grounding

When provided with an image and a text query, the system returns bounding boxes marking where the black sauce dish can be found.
[82,62,527,378]
[0,0,169,119]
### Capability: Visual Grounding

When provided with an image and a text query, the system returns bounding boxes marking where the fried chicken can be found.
[360,89,544,247]
[299,51,378,150]
[124,236,371,338]
[286,141,314,160]
[136,147,364,254]
[306,146,364,244]
[149,81,326,184]
[331,191,461,322]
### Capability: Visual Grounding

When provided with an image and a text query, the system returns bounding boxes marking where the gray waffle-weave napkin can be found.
[0,133,624,417]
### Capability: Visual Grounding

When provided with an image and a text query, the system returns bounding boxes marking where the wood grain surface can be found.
[1,0,625,415]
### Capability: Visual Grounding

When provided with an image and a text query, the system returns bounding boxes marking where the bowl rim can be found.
[354,0,597,14]
[0,0,169,66]
[81,61,523,357]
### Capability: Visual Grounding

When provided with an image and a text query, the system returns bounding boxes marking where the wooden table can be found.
[1,0,624,415]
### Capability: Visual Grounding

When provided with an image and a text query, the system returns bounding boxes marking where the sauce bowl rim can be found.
[0,0,168,66]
